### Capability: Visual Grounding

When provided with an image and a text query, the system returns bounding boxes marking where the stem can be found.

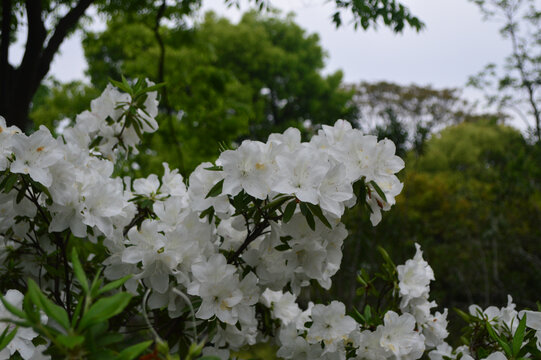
[61,231,72,319]
[227,219,269,264]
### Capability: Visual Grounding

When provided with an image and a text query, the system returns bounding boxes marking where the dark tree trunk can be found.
[0,0,94,132]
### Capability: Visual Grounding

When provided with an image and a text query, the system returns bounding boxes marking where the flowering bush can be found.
[0,79,539,359]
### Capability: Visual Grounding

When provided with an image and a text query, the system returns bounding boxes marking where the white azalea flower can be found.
[397,243,435,307]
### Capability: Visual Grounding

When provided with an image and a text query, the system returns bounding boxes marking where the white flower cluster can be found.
[0,83,407,358]
[397,243,449,349]
[2,82,538,360]
[219,121,404,223]
[270,244,437,360]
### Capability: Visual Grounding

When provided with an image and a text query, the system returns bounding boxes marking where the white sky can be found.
[9,0,510,87]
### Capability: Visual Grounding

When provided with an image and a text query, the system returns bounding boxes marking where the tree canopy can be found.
[0,0,423,132]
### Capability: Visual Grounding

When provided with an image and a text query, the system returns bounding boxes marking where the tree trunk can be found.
[0,0,94,132]
[0,68,35,131]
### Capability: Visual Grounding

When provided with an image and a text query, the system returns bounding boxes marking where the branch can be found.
[227,219,269,264]
[0,0,12,80]
[37,0,94,81]
[19,0,46,74]
[504,7,541,141]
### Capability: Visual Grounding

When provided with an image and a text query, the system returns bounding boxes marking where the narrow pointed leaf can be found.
[71,248,89,293]
[306,203,332,229]
[117,340,153,360]
[78,293,132,331]
[97,275,132,296]
[27,280,69,330]
[299,203,315,230]
[0,326,17,351]
[205,179,224,198]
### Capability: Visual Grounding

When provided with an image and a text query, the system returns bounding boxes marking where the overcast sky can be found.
[9,0,532,130]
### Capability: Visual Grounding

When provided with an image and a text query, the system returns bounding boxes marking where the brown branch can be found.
[0,0,12,87]
[19,0,46,74]
[37,0,94,81]
[227,219,270,264]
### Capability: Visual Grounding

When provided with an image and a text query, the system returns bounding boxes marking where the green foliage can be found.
[0,249,150,359]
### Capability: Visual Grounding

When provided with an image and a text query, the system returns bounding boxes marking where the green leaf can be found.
[274,244,291,251]
[56,334,85,349]
[141,82,165,94]
[27,279,70,330]
[369,180,387,202]
[78,292,132,331]
[97,275,131,296]
[3,173,18,193]
[117,340,153,360]
[204,165,223,171]
[512,313,527,356]
[89,268,104,299]
[263,195,294,213]
[486,321,512,356]
[15,184,26,204]
[306,203,332,229]
[282,201,297,223]
[454,308,472,323]
[350,307,364,323]
[0,294,26,320]
[299,203,315,230]
[71,248,89,293]
[71,295,85,328]
[0,326,17,351]
[109,78,132,94]
[205,179,224,199]
[377,246,395,267]
[199,206,215,224]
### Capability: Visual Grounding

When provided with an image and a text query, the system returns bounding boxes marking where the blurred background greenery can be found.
[24,1,541,354]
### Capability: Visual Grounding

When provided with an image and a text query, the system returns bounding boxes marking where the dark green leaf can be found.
[0,294,26,320]
[0,326,17,351]
[109,79,132,94]
[306,203,332,229]
[117,340,153,360]
[205,179,224,199]
[512,314,527,356]
[486,321,512,356]
[28,280,70,330]
[78,293,132,331]
[3,174,18,193]
[299,203,315,230]
[274,244,291,251]
[282,200,297,223]
[204,165,223,171]
[56,334,85,349]
[71,248,89,293]
[97,275,131,296]
[369,180,387,202]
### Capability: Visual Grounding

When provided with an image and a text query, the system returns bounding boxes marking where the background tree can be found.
[352,81,507,154]
[32,11,359,174]
[331,120,541,344]
[468,0,541,142]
